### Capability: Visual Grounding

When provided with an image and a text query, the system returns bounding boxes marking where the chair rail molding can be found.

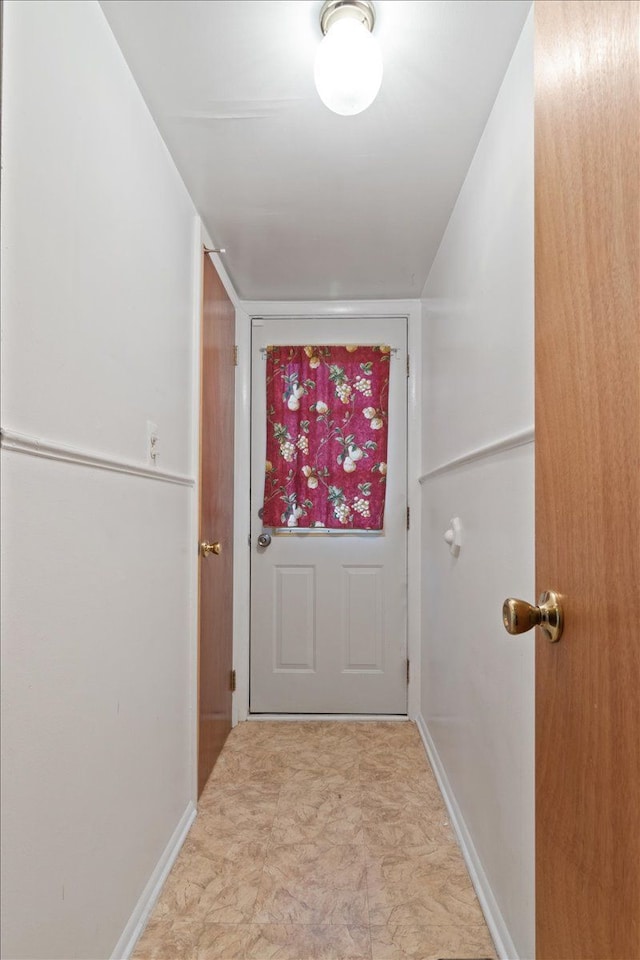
[419,427,534,484]
[0,428,195,487]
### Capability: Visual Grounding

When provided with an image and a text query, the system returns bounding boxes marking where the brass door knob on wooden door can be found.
[200,541,222,557]
[502,591,563,642]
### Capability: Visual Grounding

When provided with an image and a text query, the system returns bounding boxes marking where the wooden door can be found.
[249,317,407,714]
[198,254,235,797]
[535,2,639,957]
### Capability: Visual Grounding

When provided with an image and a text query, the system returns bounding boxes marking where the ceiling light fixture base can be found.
[319,0,376,36]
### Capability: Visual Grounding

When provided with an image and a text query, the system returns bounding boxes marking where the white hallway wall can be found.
[1,2,201,958]
[419,12,534,960]
[1,2,534,958]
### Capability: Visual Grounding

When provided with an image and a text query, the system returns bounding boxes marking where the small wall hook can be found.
[444,517,462,557]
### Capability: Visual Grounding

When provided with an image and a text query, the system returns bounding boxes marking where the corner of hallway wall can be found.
[418,9,534,960]
[1,2,201,957]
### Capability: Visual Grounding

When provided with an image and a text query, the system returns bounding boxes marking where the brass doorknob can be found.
[200,540,221,558]
[502,591,563,642]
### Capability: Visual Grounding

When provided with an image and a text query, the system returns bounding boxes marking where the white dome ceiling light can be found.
[314,0,383,116]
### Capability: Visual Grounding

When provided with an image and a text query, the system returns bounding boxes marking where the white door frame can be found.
[234,299,422,722]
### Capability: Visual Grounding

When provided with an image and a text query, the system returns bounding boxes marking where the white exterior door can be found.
[250,316,407,714]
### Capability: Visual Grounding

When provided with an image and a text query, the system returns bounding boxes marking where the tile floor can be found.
[132,721,497,960]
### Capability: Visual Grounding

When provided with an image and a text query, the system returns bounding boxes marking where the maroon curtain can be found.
[262,345,390,529]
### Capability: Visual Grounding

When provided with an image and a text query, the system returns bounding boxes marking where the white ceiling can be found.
[100,0,531,301]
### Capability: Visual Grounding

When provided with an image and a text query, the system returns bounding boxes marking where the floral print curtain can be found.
[262,345,391,529]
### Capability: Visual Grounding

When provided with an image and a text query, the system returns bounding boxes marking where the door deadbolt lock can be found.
[502,591,563,642]
[200,540,222,558]
[257,533,272,548]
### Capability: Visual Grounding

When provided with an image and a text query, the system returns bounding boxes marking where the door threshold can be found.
[247,714,409,722]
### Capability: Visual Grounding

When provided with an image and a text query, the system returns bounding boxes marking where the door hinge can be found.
[406,659,410,684]
[406,506,410,530]
[230,669,237,693]
[406,353,410,378]
[233,345,239,366]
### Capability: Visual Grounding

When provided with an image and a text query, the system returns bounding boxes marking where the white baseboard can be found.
[415,715,518,960]
[110,801,197,960]
[247,714,408,722]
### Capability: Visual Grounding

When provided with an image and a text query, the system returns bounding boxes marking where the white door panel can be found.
[250,316,407,713]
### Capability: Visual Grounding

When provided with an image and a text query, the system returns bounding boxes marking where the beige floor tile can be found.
[198,778,282,808]
[361,780,447,824]
[214,735,360,785]
[363,819,456,856]
[131,919,193,960]
[207,750,291,784]
[226,721,359,757]
[186,821,271,857]
[272,783,364,846]
[277,721,360,748]
[223,722,309,755]
[154,843,268,922]
[285,765,362,788]
[184,830,274,862]
[245,924,372,960]
[295,727,362,762]
[359,748,432,784]
[254,842,368,925]
[351,722,422,749]
[131,920,252,959]
[283,744,361,774]
[195,782,281,842]
[366,851,485,927]
[224,720,291,742]
[133,723,496,960]
[370,924,497,960]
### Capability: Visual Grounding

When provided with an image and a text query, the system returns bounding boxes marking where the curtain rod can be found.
[259,346,398,355]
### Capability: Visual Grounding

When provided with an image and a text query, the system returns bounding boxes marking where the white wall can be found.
[1,2,200,957]
[419,12,534,959]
